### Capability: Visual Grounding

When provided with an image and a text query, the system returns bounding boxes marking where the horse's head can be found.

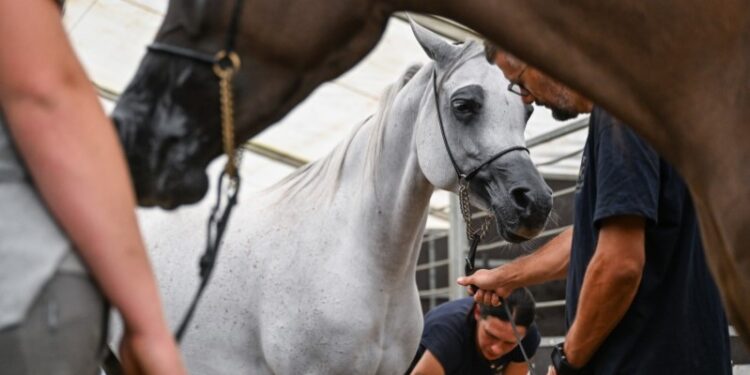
[113,0,393,208]
[411,22,552,242]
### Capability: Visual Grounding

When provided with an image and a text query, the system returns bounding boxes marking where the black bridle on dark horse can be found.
[104,2,246,374]
[148,0,250,342]
[148,0,244,71]
[146,0,247,343]
[430,49,535,375]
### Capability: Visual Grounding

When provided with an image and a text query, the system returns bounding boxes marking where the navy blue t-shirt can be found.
[567,107,731,374]
[407,297,540,375]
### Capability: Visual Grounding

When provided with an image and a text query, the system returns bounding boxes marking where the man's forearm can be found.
[510,227,572,287]
[458,227,572,300]
[564,255,641,367]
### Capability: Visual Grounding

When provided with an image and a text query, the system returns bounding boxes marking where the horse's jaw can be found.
[116,121,211,209]
[469,155,553,243]
[112,66,220,209]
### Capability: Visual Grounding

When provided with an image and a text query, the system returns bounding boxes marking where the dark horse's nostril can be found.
[510,187,531,210]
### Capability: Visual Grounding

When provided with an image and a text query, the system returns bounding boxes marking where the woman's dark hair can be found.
[478,287,536,328]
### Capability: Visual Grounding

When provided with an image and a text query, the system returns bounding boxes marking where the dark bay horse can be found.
[112,0,750,346]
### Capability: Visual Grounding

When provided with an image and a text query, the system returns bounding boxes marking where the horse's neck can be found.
[270,68,435,280]
[344,69,435,278]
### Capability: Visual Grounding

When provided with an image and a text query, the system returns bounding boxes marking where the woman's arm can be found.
[0,2,184,374]
[504,360,532,375]
[410,350,446,375]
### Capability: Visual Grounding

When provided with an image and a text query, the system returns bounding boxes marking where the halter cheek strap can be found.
[431,70,529,183]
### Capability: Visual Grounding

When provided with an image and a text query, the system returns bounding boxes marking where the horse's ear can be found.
[175,0,210,36]
[409,17,457,67]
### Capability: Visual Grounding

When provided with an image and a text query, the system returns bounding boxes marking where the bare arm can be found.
[410,350,446,375]
[564,216,645,368]
[0,2,184,374]
[504,360,532,375]
[457,227,572,305]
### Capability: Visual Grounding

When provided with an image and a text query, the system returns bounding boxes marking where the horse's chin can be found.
[494,212,543,244]
[135,168,209,209]
[494,224,530,244]
[501,229,532,243]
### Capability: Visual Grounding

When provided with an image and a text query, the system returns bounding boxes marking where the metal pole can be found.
[448,195,469,300]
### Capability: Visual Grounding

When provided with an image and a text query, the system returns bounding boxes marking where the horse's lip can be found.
[137,196,158,207]
[157,200,180,210]
[502,228,531,243]
[137,193,186,210]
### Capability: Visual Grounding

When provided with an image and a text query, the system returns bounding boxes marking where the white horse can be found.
[139,23,552,374]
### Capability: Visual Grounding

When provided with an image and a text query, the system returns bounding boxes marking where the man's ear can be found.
[473,304,482,320]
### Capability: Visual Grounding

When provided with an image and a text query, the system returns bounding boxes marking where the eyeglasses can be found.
[507,65,532,97]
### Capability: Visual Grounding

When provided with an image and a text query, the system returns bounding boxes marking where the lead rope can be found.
[502,299,535,375]
[175,49,242,342]
[465,242,535,375]
[103,2,245,373]
[461,191,534,375]
[214,51,242,179]
[100,48,244,375]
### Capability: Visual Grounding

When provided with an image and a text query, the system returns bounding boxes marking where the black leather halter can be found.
[148,0,245,69]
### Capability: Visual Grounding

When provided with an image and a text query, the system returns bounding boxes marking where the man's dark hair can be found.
[478,287,536,328]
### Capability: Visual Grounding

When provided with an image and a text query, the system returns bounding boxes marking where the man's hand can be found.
[457,266,515,306]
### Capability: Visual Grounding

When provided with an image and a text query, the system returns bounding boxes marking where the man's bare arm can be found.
[564,216,645,367]
[458,227,573,305]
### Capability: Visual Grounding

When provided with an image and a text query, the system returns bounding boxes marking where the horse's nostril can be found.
[510,187,531,210]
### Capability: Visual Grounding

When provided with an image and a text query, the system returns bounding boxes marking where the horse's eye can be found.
[452,99,480,114]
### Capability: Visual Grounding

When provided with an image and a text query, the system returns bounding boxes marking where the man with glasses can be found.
[458,44,732,375]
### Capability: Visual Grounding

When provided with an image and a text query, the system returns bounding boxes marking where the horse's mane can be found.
[265,63,425,204]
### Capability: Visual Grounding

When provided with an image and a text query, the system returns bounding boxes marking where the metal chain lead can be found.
[459,179,534,375]
[458,180,493,242]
